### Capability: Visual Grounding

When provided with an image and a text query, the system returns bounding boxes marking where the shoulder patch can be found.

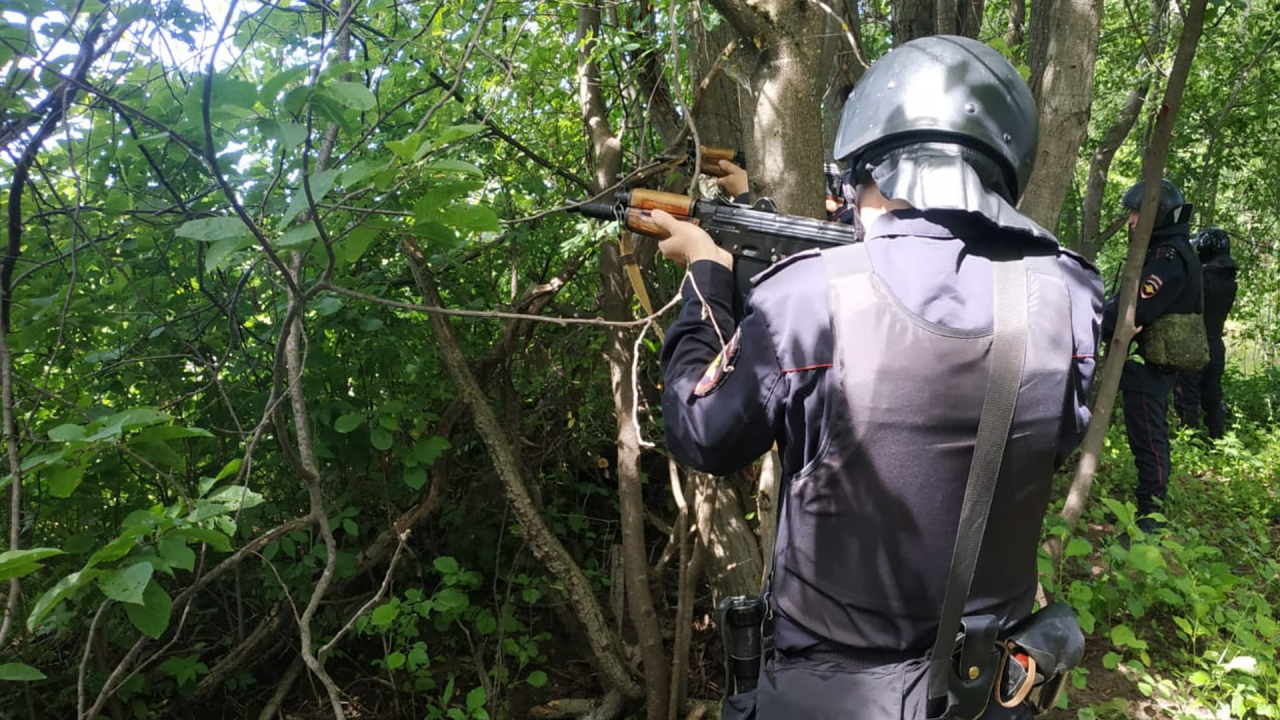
[749,248,823,287]
[1154,245,1177,260]
[692,330,742,398]
[1139,274,1163,299]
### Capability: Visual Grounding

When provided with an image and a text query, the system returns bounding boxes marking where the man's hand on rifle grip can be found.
[650,209,733,269]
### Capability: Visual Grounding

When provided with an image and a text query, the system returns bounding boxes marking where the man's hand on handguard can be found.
[651,209,733,270]
[715,160,750,198]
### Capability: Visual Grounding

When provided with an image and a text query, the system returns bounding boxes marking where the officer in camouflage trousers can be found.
[654,36,1102,720]
[1102,179,1201,533]
[1175,227,1238,438]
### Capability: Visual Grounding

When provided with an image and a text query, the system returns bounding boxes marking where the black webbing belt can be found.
[926,250,1029,719]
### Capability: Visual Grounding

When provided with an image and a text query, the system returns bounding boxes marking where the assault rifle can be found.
[567,188,862,299]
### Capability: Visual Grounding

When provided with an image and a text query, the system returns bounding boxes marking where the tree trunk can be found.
[1019,0,1104,233]
[578,5,669,717]
[890,0,935,44]
[693,470,764,601]
[707,0,828,217]
[821,0,869,156]
[405,246,640,698]
[1079,80,1153,261]
[1007,0,1026,57]
[935,0,983,37]
[1053,0,1210,557]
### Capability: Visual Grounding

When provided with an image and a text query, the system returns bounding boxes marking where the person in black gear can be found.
[1175,227,1238,438]
[655,36,1102,720]
[1101,178,1201,534]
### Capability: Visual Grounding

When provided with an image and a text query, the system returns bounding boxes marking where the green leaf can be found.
[260,66,309,105]
[1063,537,1092,558]
[0,548,63,581]
[210,76,258,110]
[413,436,451,466]
[466,686,486,712]
[45,465,84,498]
[423,159,483,176]
[205,235,247,271]
[125,580,172,639]
[387,134,423,163]
[334,413,365,433]
[371,603,399,627]
[339,227,377,264]
[385,651,406,670]
[1128,544,1165,572]
[433,556,460,574]
[158,536,195,572]
[314,296,343,316]
[277,223,320,248]
[439,124,485,144]
[88,525,150,567]
[341,160,381,186]
[1109,624,1147,650]
[370,427,393,451]
[171,527,232,553]
[28,569,99,630]
[158,654,208,686]
[403,466,427,491]
[1102,652,1121,670]
[0,663,47,681]
[1172,616,1193,636]
[1187,670,1210,685]
[215,458,243,482]
[48,423,86,442]
[526,670,548,688]
[205,485,264,511]
[281,169,340,227]
[176,217,252,243]
[325,81,376,110]
[434,587,469,612]
[99,562,155,605]
[132,425,215,442]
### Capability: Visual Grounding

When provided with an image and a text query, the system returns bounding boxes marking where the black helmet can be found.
[1192,226,1230,262]
[1121,179,1189,228]
[832,35,1038,201]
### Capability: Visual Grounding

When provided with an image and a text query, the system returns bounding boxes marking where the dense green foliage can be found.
[0,1,1277,719]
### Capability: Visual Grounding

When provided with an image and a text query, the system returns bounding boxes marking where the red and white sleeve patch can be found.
[1139,274,1163,299]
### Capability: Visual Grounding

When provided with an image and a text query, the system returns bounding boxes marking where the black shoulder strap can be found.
[927,249,1030,710]
[1171,240,1205,314]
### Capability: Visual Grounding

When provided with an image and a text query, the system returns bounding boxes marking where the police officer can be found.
[1102,179,1200,533]
[654,36,1102,720]
[1175,227,1238,438]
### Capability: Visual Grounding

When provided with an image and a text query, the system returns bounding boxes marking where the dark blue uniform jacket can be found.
[661,209,1103,654]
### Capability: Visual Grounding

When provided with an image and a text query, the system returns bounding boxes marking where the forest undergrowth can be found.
[1044,367,1280,720]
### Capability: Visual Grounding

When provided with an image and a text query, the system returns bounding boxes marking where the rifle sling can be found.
[926,250,1029,706]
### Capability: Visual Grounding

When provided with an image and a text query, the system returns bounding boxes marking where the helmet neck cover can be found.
[858,141,1055,242]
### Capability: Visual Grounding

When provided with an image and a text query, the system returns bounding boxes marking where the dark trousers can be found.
[1121,387,1172,517]
[1175,336,1227,438]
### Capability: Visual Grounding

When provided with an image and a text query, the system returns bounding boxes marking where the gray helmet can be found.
[1122,179,1188,228]
[832,35,1038,201]
[1192,226,1230,263]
